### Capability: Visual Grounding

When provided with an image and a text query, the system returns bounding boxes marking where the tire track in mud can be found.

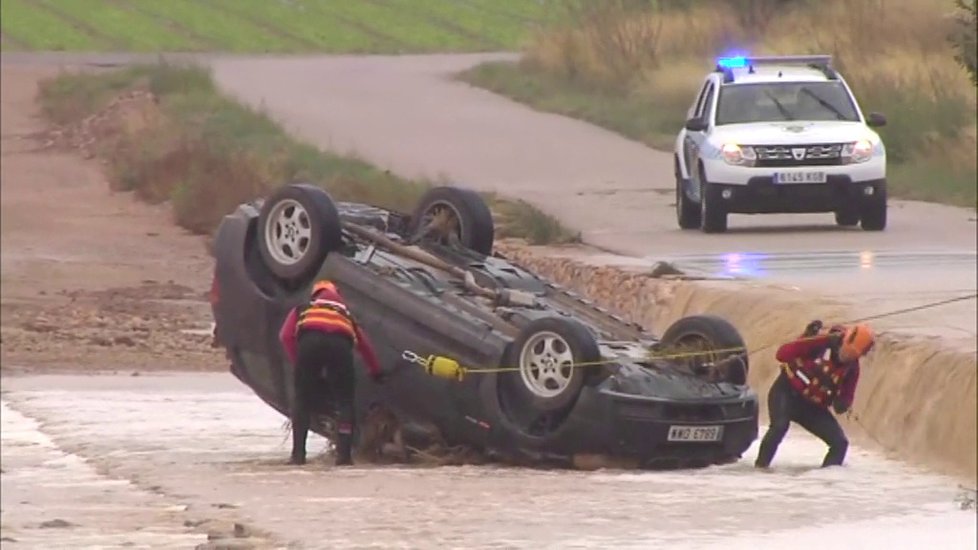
[197,0,318,51]
[367,0,505,51]
[0,32,29,51]
[105,0,218,51]
[298,2,411,53]
[32,0,125,51]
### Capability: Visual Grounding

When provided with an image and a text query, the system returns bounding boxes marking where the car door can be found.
[683,78,716,198]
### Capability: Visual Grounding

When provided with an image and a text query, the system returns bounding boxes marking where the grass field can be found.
[459,0,978,209]
[38,63,576,245]
[0,0,554,53]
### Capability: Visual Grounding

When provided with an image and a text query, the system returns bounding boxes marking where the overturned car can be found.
[209,183,759,468]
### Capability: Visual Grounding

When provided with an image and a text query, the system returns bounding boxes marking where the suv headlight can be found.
[721,143,757,166]
[842,140,874,164]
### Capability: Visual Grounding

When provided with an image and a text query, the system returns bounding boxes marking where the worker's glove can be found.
[802,320,823,337]
[826,329,845,350]
[832,399,849,415]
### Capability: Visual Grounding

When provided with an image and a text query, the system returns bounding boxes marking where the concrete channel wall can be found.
[495,241,978,483]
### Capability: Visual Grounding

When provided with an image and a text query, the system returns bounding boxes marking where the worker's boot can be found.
[334,432,353,466]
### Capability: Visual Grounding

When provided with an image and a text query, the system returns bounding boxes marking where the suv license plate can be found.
[774,171,827,184]
[667,425,723,442]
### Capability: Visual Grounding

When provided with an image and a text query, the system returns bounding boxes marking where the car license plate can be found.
[667,425,723,442]
[774,171,827,184]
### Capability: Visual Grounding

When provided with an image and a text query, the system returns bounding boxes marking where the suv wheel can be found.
[834,209,860,227]
[676,156,701,229]
[860,184,888,231]
[699,169,727,233]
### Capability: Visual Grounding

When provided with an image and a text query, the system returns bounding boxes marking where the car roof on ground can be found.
[720,65,832,85]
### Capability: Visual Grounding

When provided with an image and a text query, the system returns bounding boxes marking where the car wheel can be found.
[257,183,343,285]
[408,186,495,255]
[506,317,601,412]
[835,209,860,227]
[699,168,727,233]
[676,156,701,230]
[860,184,887,231]
[659,314,748,384]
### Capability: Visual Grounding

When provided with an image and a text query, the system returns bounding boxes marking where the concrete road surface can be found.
[205,54,977,347]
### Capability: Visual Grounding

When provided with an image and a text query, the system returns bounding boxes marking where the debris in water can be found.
[955,485,977,510]
[39,518,76,529]
[196,540,256,550]
[648,261,685,278]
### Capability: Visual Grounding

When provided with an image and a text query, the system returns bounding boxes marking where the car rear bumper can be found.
[609,395,759,466]
[709,176,886,214]
[514,385,760,468]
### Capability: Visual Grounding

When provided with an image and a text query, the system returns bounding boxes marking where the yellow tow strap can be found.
[401,346,748,382]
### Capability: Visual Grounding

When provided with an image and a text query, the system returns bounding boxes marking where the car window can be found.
[715,81,860,125]
[700,82,716,122]
[691,79,711,118]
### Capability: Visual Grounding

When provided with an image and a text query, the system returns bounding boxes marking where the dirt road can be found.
[0,63,220,373]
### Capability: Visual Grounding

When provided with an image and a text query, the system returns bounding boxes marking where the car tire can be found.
[676,156,701,230]
[257,183,343,285]
[659,314,748,384]
[860,185,887,231]
[699,170,728,233]
[505,317,601,412]
[409,186,495,255]
[834,209,860,227]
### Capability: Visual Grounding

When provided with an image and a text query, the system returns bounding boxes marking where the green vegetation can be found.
[38,63,577,244]
[0,0,549,53]
[459,0,978,208]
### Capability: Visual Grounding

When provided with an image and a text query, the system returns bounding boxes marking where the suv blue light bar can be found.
[717,56,748,69]
[716,54,833,70]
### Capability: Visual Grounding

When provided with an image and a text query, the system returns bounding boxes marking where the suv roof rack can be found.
[714,55,837,83]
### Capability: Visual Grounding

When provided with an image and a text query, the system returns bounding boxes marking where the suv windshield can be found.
[715,81,860,125]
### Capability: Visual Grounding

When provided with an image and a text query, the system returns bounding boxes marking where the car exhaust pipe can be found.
[341,222,538,308]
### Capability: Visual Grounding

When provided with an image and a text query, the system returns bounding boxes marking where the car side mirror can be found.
[866,112,887,127]
[685,117,708,132]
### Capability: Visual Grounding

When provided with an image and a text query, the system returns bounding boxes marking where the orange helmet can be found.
[838,323,875,362]
[311,279,337,296]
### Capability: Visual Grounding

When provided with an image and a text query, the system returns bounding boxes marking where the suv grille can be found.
[753,143,844,167]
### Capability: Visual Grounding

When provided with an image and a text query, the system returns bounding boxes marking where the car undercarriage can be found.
[209,183,759,469]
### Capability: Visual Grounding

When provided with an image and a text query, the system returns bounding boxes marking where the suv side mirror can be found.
[866,112,887,127]
[685,117,708,132]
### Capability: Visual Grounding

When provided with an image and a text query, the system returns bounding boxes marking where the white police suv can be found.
[674,55,888,233]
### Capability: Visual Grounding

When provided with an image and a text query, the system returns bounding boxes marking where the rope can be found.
[401,345,748,380]
[745,292,978,357]
[402,292,978,380]
[848,292,978,324]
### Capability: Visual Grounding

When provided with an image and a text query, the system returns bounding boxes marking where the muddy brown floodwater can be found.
[2,372,976,549]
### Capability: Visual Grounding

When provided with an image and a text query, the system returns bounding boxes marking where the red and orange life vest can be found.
[780,356,849,407]
[295,298,358,343]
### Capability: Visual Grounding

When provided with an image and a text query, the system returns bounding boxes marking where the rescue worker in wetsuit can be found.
[279,279,384,466]
[755,320,875,469]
